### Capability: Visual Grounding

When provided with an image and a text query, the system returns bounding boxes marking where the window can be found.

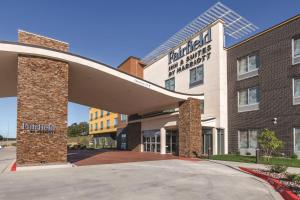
[190,65,204,87]
[239,130,258,149]
[217,129,225,155]
[114,118,118,127]
[100,121,103,130]
[200,100,204,114]
[293,38,300,64]
[90,124,93,131]
[90,113,93,121]
[165,77,175,91]
[107,111,110,116]
[95,123,98,131]
[106,120,110,128]
[237,54,259,80]
[294,128,300,155]
[238,87,260,112]
[100,110,104,117]
[293,78,300,105]
[95,111,98,119]
[121,114,127,122]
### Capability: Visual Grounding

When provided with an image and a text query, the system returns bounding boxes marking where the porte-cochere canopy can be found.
[0,41,202,115]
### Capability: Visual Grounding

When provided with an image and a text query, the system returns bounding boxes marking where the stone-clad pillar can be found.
[178,98,202,157]
[126,121,142,152]
[16,31,69,165]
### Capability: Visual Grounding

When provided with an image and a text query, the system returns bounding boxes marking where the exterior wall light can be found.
[272,117,278,125]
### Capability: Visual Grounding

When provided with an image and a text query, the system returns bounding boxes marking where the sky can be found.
[0,0,299,138]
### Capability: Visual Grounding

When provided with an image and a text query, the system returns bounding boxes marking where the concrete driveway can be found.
[0,158,282,200]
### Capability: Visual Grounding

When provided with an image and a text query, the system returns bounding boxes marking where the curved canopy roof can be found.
[0,42,202,115]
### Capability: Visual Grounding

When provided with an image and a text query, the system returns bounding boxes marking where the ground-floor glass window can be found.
[294,128,300,157]
[217,128,225,155]
[166,129,177,154]
[239,130,258,149]
[203,128,213,155]
[143,130,160,153]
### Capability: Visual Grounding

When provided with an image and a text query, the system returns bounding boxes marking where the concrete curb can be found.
[16,163,76,171]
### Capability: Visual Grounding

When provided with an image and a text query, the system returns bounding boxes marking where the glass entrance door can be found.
[166,129,177,154]
[143,130,160,153]
[203,128,213,155]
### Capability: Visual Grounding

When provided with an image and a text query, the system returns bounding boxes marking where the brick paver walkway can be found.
[68,149,178,166]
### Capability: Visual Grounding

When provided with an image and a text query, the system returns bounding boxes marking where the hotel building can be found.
[89,108,122,147]
[1,2,300,166]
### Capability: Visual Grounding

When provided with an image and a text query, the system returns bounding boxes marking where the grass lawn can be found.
[210,154,300,168]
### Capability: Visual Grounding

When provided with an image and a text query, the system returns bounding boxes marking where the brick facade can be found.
[117,56,144,79]
[227,17,300,155]
[178,98,202,157]
[16,31,69,165]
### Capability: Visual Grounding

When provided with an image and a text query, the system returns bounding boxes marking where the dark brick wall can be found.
[126,122,142,152]
[17,31,69,165]
[227,17,300,155]
[178,98,202,157]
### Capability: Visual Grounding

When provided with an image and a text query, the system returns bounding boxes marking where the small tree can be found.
[258,129,283,161]
[0,134,3,141]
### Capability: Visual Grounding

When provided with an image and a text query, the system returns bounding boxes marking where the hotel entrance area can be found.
[142,127,224,156]
[142,129,178,155]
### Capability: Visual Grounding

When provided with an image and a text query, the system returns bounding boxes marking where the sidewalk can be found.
[210,159,300,174]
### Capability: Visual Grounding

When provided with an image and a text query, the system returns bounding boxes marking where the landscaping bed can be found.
[210,154,300,168]
[240,166,300,200]
[252,168,300,198]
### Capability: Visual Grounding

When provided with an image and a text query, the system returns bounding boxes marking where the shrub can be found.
[286,173,300,183]
[269,164,288,173]
[290,154,298,159]
[258,129,283,161]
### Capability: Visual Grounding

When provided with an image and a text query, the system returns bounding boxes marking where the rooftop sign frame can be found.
[142,2,258,65]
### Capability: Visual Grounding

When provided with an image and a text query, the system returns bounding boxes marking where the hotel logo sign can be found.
[168,27,212,77]
[21,122,55,134]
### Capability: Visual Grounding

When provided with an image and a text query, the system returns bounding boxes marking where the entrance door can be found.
[295,128,300,157]
[203,128,213,155]
[143,130,160,153]
[166,129,177,154]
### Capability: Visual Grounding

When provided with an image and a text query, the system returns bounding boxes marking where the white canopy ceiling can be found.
[0,42,202,115]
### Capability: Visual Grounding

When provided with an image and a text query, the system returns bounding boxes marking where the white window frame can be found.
[294,128,300,157]
[238,130,258,155]
[189,64,204,88]
[106,120,110,128]
[237,54,259,80]
[293,78,300,105]
[165,77,175,91]
[292,38,300,65]
[238,87,260,112]
[121,114,127,122]
[114,118,118,127]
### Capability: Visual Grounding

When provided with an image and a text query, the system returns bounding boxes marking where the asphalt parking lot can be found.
[0,148,282,200]
[0,147,15,173]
